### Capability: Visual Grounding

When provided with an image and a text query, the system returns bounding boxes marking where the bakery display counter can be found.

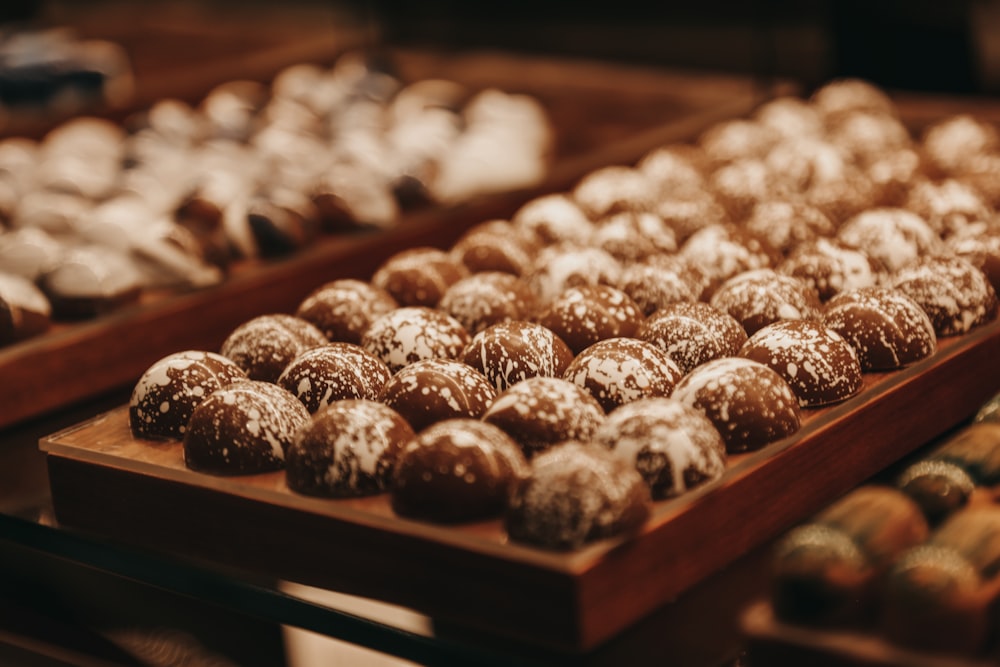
[0,51,766,431]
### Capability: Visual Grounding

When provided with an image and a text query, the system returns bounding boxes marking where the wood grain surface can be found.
[41,316,1000,652]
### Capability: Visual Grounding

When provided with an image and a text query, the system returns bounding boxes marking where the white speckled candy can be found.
[183,380,310,475]
[370,246,468,308]
[294,279,398,344]
[536,284,643,355]
[615,261,697,316]
[277,343,392,412]
[562,337,682,413]
[220,313,328,382]
[778,237,882,302]
[438,271,538,335]
[836,208,944,273]
[361,306,470,374]
[461,319,573,392]
[129,350,247,440]
[672,357,801,453]
[378,358,495,433]
[391,418,528,523]
[890,255,998,337]
[510,193,594,245]
[526,243,622,306]
[679,224,776,294]
[637,301,747,375]
[572,165,656,219]
[505,440,652,550]
[286,399,414,497]
[739,319,863,408]
[483,376,606,457]
[822,286,937,371]
[594,397,726,499]
[709,268,821,336]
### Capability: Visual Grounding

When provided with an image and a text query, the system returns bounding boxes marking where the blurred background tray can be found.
[40,316,1000,653]
[0,50,769,431]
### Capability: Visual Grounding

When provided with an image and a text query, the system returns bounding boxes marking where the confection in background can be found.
[3,2,1000,667]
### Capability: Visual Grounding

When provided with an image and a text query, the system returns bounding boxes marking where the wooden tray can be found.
[740,601,999,667]
[0,52,767,431]
[40,317,1000,653]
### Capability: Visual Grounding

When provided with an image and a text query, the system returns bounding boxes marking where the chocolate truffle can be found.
[129,350,247,440]
[571,165,656,219]
[295,279,398,344]
[739,319,864,408]
[39,245,143,319]
[836,208,945,273]
[183,380,310,474]
[505,441,652,550]
[709,268,821,336]
[361,306,470,374]
[679,223,778,298]
[615,260,698,316]
[378,358,495,432]
[743,199,835,256]
[510,193,593,245]
[286,399,414,497]
[525,243,622,306]
[277,343,392,412]
[890,255,998,336]
[220,313,328,383]
[461,319,573,392]
[778,237,883,302]
[536,284,643,355]
[391,419,528,523]
[437,271,539,335]
[562,337,682,413]
[588,211,677,263]
[672,357,801,453]
[594,397,727,499]
[822,286,937,371]
[449,219,538,275]
[370,246,469,307]
[482,377,605,458]
[637,301,748,375]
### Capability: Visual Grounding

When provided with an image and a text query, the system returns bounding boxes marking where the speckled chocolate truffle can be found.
[679,223,778,299]
[437,272,539,335]
[461,319,573,392]
[220,314,328,383]
[0,272,51,345]
[277,343,392,412]
[655,191,730,245]
[536,284,643,355]
[637,301,748,375]
[743,199,836,256]
[361,306,470,374]
[810,78,896,121]
[753,96,824,140]
[778,237,883,302]
[698,118,780,168]
[483,376,606,457]
[948,224,1000,294]
[510,193,594,245]
[129,350,247,440]
[295,279,398,344]
[904,179,991,238]
[390,419,528,523]
[827,111,912,166]
[889,255,998,336]
[505,441,652,550]
[615,260,698,316]
[562,337,682,412]
[709,268,821,337]
[636,144,708,199]
[183,380,310,474]
[920,114,999,177]
[822,287,937,371]
[594,397,727,499]
[378,358,495,432]
[739,319,863,408]
[526,242,622,306]
[672,357,801,453]
[709,158,778,222]
[449,219,539,275]
[370,246,469,307]
[836,208,945,273]
[286,399,414,497]
[588,211,678,263]
[571,165,656,219]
